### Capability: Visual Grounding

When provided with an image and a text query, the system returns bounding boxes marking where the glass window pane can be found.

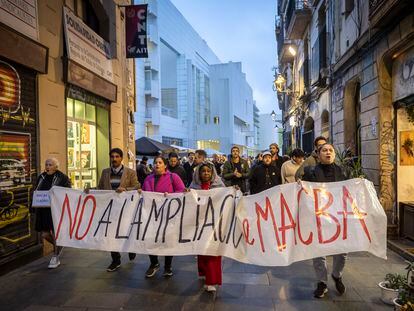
[74,100,85,119]
[66,98,74,118]
[85,104,96,122]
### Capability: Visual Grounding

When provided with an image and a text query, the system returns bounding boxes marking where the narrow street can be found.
[0,248,405,311]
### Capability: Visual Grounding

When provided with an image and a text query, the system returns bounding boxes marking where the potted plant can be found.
[378,273,407,305]
[393,261,414,311]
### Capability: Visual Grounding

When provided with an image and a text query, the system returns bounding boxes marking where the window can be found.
[214,116,220,124]
[311,6,327,85]
[79,0,110,42]
[204,76,211,124]
[161,88,178,118]
[66,97,109,189]
[344,0,355,17]
[162,136,183,146]
[196,69,201,124]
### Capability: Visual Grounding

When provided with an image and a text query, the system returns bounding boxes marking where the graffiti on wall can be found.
[0,61,35,246]
[379,120,395,214]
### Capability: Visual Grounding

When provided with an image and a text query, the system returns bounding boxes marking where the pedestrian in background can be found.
[301,143,348,298]
[249,151,281,194]
[34,158,71,269]
[96,148,140,272]
[281,148,305,183]
[189,162,225,292]
[137,156,150,186]
[212,153,222,175]
[295,136,327,181]
[183,151,196,187]
[269,143,285,170]
[167,152,187,185]
[142,156,185,278]
[222,146,250,194]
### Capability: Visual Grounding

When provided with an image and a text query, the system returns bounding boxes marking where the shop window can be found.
[67,95,109,189]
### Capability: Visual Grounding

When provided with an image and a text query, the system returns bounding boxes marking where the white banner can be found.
[63,7,114,82]
[50,179,387,266]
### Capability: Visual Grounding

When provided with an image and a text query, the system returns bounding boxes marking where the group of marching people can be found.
[34,136,348,297]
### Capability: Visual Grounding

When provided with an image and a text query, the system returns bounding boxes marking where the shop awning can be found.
[135,137,174,156]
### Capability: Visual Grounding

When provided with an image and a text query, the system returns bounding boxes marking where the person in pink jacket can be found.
[142,155,185,278]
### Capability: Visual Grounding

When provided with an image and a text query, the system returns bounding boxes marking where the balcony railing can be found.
[285,0,312,40]
[369,0,411,28]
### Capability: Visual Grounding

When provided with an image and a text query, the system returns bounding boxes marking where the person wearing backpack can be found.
[141,155,185,278]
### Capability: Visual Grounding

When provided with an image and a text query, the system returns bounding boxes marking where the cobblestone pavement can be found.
[0,248,406,310]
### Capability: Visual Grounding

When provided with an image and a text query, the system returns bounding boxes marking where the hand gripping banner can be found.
[49,179,387,266]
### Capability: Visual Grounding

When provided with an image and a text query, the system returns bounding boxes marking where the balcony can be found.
[285,0,312,40]
[147,25,158,44]
[278,39,296,64]
[369,0,412,29]
[144,79,160,99]
[144,54,159,71]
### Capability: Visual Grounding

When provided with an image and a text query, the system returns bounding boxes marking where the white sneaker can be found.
[204,285,216,292]
[48,255,60,269]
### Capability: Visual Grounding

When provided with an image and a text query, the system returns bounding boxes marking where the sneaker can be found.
[332,274,346,295]
[314,282,328,298]
[128,253,136,261]
[106,261,121,272]
[204,285,217,292]
[145,263,160,278]
[163,266,173,277]
[48,255,60,269]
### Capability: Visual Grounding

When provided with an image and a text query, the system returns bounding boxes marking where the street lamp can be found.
[270,110,283,128]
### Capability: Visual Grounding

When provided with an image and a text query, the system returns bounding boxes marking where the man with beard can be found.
[167,152,187,185]
[222,146,250,194]
[269,143,284,170]
[96,148,140,272]
[249,151,282,194]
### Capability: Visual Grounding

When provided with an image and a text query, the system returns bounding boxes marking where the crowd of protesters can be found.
[35,135,349,297]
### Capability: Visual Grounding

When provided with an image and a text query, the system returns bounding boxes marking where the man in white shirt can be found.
[281,148,305,184]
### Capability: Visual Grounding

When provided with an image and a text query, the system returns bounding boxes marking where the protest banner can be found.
[49,178,387,266]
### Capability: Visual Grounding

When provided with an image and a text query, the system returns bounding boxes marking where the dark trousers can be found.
[149,255,173,267]
[111,252,135,263]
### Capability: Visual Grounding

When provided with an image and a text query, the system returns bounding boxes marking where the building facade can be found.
[134,0,258,155]
[276,0,414,232]
[0,0,135,269]
[258,113,284,152]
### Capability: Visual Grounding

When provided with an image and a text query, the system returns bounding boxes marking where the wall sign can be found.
[393,46,414,102]
[63,7,114,83]
[0,0,39,40]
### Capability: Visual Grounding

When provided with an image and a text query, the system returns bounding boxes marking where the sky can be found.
[170,0,279,115]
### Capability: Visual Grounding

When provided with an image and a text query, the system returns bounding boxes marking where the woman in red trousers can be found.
[189,162,225,292]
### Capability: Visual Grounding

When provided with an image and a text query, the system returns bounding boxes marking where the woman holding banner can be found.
[34,158,71,269]
[142,156,185,278]
[189,162,225,292]
[301,143,348,299]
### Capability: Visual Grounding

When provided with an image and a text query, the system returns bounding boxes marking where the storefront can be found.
[392,46,414,239]
[66,87,110,189]
[62,7,117,189]
[0,7,48,268]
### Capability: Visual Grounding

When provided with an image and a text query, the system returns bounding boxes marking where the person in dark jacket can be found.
[222,146,250,193]
[34,158,71,269]
[167,152,187,185]
[249,151,282,194]
[269,143,285,170]
[137,156,150,185]
[183,151,196,187]
[301,143,348,299]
